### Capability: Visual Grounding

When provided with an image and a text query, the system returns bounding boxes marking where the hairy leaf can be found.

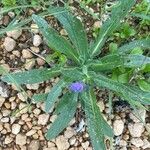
[45,79,64,113]
[32,14,79,64]
[46,93,78,140]
[32,93,48,103]
[90,72,150,105]
[118,38,150,54]
[88,54,150,71]
[81,89,113,150]
[48,6,88,61]
[91,0,136,56]
[1,68,60,84]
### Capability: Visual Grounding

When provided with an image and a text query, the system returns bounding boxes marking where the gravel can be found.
[3,37,16,51]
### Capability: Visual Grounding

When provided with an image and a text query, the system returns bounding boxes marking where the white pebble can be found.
[3,37,16,52]
[33,34,42,47]
[113,120,124,136]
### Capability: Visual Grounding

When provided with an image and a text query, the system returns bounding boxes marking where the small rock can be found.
[0,64,10,73]
[129,109,146,123]
[60,29,67,35]
[119,140,127,146]
[12,50,20,57]
[1,117,9,123]
[56,135,70,150]
[128,123,144,137]
[69,136,76,145]
[24,59,35,70]
[19,103,28,114]
[15,134,26,146]
[22,49,33,59]
[142,139,150,149]
[131,138,144,147]
[12,124,21,134]
[33,108,41,115]
[28,140,40,150]
[97,101,105,112]
[64,127,75,139]
[31,24,39,33]
[0,82,9,98]
[26,83,39,90]
[113,120,124,136]
[48,142,55,148]
[38,114,49,125]
[30,46,40,53]
[4,136,13,144]
[81,141,89,150]
[26,129,36,136]
[33,34,42,47]
[0,96,5,107]
[3,37,16,51]
[7,29,22,39]
[17,92,28,102]
[93,21,102,28]
[36,58,45,66]
[0,124,3,131]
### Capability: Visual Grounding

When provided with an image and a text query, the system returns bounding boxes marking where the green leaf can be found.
[81,89,113,150]
[45,79,64,113]
[88,54,123,71]
[124,55,150,68]
[118,38,150,54]
[61,67,85,82]
[88,54,150,72]
[137,79,150,92]
[32,93,48,103]
[90,0,136,56]
[32,14,79,64]
[90,72,150,105]
[2,0,16,6]
[46,93,78,140]
[130,13,150,21]
[1,67,60,84]
[118,73,130,83]
[54,93,73,115]
[48,6,88,61]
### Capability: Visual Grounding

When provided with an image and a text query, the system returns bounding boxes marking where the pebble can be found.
[64,127,75,139]
[81,141,90,150]
[19,103,28,114]
[1,117,9,123]
[93,21,102,28]
[15,134,27,145]
[26,129,36,136]
[38,114,49,125]
[129,109,146,123]
[33,108,41,115]
[0,96,5,107]
[33,34,42,46]
[17,92,28,102]
[22,49,33,59]
[97,101,105,112]
[28,140,40,150]
[24,59,35,70]
[3,37,16,51]
[26,83,39,90]
[128,123,144,137]
[56,135,70,150]
[30,46,40,53]
[12,124,21,134]
[69,136,76,145]
[6,29,22,39]
[142,139,150,149]
[0,82,9,98]
[4,136,13,144]
[131,138,144,147]
[31,24,39,33]
[113,119,124,136]
[48,141,55,148]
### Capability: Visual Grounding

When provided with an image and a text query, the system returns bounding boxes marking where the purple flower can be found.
[69,82,84,93]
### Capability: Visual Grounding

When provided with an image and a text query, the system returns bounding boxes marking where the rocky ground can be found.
[0,2,150,150]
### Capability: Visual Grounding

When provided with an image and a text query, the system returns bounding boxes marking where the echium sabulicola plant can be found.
[2,0,150,149]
